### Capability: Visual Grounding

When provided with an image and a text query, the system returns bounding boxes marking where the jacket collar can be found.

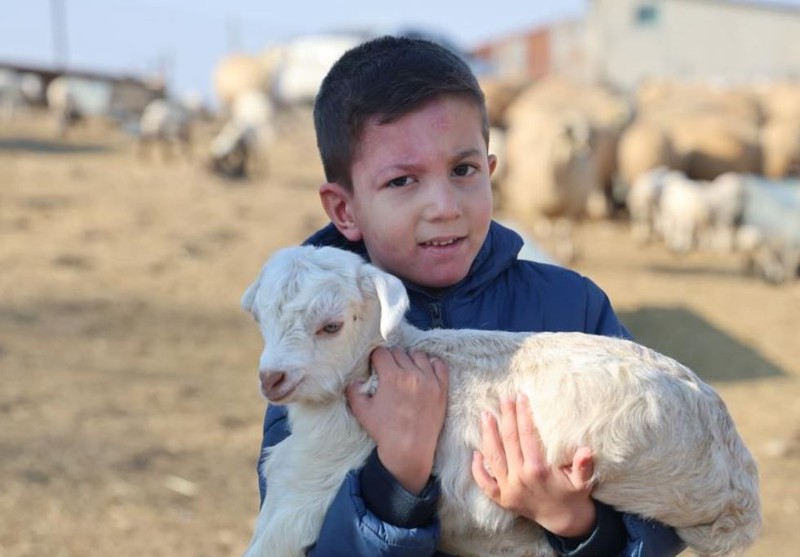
[303,221,523,299]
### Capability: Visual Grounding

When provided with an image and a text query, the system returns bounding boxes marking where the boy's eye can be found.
[452,164,477,177]
[387,175,413,188]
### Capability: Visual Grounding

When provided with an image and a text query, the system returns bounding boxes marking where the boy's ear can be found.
[319,182,363,242]
[488,154,498,177]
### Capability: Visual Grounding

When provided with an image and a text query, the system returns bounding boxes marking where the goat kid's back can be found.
[407,328,760,557]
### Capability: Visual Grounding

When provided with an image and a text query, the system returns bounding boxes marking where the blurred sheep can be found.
[760,118,800,179]
[0,69,25,120]
[137,98,193,162]
[657,173,712,254]
[501,107,596,263]
[213,52,279,113]
[45,76,83,137]
[617,119,679,189]
[657,171,748,254]
[735,176,800,284]
[626,166,677,244]
[209,89,275,179]
[504,77,632,219]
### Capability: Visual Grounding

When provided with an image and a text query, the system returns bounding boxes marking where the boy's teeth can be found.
[428,239,456,246]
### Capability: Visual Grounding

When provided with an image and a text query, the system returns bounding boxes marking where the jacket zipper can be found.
[429,302,445,329]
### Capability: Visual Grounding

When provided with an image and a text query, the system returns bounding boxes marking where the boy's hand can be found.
[472,394,596,538]
[346,347,449,495]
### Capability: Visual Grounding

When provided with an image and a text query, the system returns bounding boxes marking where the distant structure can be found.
[0,60,164,120]
[472,0,800,89]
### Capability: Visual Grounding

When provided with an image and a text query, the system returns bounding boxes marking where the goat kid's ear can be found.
[240,275,261,316]
[363,267,409,340]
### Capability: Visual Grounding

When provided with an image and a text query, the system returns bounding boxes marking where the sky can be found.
[0,0,587,105]
[1,0,799,106]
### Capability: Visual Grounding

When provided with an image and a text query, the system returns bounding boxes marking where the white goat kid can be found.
[241,245,760,557]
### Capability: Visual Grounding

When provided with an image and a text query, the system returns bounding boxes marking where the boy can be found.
[257,35,685,556]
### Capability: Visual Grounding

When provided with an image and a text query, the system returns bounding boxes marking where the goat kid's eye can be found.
[318,322,343,335]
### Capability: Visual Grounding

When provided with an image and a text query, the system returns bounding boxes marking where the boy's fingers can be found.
[408,350,433,372]
[563,446,594,490]
[480,411,508,479]
[516,393,546,466]
[430,357,449,389]
[345,381,369,416]
[369,347,395,372]
[499,398,524,474]
[471,451,500,499]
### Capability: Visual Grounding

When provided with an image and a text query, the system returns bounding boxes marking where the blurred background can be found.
[1,1,799,555]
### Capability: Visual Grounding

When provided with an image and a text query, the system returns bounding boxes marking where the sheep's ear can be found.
[364,267,409,340]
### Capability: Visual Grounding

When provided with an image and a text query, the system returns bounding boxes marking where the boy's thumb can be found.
[345,380,367,411]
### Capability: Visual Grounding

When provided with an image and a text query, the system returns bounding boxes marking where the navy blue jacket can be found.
[257,221,685,557]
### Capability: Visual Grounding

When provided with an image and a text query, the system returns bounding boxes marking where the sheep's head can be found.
[241,245,409,405]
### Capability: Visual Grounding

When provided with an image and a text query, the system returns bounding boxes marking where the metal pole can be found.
[51,0,69,69]
[227,16,242,53]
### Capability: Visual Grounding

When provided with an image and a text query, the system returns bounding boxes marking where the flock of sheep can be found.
[3,46,799,282]
[484,75,800,281]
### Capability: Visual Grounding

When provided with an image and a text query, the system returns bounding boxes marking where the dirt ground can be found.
[1,110,798,557]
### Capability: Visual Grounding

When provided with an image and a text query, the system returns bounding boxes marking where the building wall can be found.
[473,28,551,79]
[587,0,800,89]
[549,19,590,83]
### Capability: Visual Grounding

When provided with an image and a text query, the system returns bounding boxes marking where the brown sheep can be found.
[760,118,800,179]
[666,114,762,181]
[617,118,678,188]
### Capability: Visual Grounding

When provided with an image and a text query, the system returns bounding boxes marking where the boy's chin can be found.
[410,267,470,289]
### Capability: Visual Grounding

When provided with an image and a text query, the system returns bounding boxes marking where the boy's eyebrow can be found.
[377,148,485,176]
[452,148,484,160]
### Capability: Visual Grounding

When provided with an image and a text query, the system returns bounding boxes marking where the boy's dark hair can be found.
[314,35,489,190]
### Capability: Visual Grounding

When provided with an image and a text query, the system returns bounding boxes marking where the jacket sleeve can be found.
[582,277,633,340]
[258,403,291,504]
[305,466,447,556]
[258,406,453,556]
[545,501,686,557]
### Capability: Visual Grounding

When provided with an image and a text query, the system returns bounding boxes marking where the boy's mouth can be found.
[420,236,463,248]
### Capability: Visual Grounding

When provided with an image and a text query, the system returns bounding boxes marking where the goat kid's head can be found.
[241,246,409,405]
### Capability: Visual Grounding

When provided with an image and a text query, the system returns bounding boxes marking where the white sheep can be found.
[138,98,193,161]
[0,69,25,120]
[501,108,597,263]
[45,75,83,137]
[657,172,747,254]
[626,165,676,244]
[240,245,761,557]
[657,172,713,253]
[210,88,275,179]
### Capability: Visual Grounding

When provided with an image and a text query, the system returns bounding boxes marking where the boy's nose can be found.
[425,181,462,220]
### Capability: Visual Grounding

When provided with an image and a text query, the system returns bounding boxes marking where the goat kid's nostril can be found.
[260,371,286,393]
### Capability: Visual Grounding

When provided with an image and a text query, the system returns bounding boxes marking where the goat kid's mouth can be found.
[260,375,304,402]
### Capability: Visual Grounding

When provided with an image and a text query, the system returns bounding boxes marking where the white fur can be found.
[656,171,747,254]
[138,98,192,160]
[241,245,761,557]
[210,88,275,173]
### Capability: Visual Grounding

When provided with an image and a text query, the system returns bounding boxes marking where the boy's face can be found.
[320,96,496,288]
